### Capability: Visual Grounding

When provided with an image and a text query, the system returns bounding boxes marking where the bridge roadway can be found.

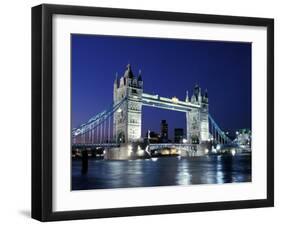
[148,143,197,150]
[73,142,196,150]
[73,142,202,160]
[72,143,120,149]
[141,93,200,112]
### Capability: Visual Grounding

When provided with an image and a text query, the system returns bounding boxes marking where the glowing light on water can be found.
[151,157,158,162]
[231,149,236,156]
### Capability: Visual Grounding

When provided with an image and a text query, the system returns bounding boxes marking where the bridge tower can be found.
[113,64,143,143]
[187,85,209,144]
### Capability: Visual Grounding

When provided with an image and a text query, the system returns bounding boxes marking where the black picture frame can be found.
[32,4,274,222]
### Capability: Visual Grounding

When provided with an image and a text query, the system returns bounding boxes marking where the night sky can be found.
[71,34,251,139]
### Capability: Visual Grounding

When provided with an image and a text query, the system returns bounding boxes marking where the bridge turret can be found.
[113,72,118,103]
[185,90,189,102]
[113,64,143,144]
[203,89,208,103]
[198,86,202,103]
[119,76,125,87]
[191,94,196,103]
[137,70,142,81]
[198,92,202,103]
[192,84,202,104]
[114,72,118,87]
[124,64,134,79]
[137,70,143,88]
[194,84,199,97]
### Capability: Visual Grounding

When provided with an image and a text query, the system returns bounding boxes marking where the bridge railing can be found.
[72,97,127,145]
[208,114,232,144]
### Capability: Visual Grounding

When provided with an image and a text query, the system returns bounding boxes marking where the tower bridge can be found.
[72,64,232,159]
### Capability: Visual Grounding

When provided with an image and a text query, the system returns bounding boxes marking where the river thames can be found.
[72,154,251,190]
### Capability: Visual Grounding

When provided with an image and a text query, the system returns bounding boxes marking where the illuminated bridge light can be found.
[172,96,179,103]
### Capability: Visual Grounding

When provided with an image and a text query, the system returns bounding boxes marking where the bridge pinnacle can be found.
[124,63,134,78]
[137,69,142,81]
[185,90,189,102]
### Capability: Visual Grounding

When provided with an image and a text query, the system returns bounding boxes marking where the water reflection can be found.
[72,155,251,190]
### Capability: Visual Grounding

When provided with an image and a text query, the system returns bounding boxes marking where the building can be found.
[186,85,209,144]
[160,120,168,141]
[146,130,161,143]
[113,64,143,143]
[174,128,184,143]
[235,129,251,147]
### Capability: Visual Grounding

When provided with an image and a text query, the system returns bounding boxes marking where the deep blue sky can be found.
[71,34,251,139]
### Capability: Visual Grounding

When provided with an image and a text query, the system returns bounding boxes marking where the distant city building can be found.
[235,129,251,147]
[174,128,184,143]
[146,130,161,143]
[160,120,168,141]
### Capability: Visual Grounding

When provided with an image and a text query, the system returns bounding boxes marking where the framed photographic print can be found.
[32,4,274,221]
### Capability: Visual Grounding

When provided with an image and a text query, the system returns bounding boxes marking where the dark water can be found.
[72,154,251,190]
